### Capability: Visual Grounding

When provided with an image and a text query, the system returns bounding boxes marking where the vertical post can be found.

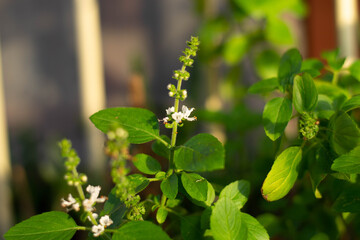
[73,0,106,174]
[335,0,359,65]
[0,38,13,235]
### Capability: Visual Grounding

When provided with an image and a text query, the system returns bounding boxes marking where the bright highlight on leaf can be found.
[262,146,302,201]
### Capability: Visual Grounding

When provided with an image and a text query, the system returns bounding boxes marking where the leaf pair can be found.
[210,180,269,240]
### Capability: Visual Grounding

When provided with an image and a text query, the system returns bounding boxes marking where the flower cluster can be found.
[82,185,107,212]
[58,139,88,186]
[299,112,319,140]
[172,36,200,82]
[106,127,145,221]
[161,105,196,127]
[167,84,187,101]
[91,215,114,237]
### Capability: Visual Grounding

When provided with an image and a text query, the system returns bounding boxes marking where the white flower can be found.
[181,105,196,121]
[61,194,80,212]
[166,107,175,115]
[61,194,76,207]
[172,112,184,123]
[92,224,105,237]
[99,215,113,227]
[162,117,169,123]
[86,185,101,201]
[83,199,94,212]
[182,90,187,98]
[169,91,175,97]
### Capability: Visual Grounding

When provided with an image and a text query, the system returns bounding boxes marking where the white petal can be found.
[166,107,175,115]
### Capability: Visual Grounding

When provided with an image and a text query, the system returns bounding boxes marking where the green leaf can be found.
[100,188,127,228]
[333,185,360,212]
[315,81,350,103]
[222,34,248,64]
[329,111,360,155]
[349,60,360,81]
[315,94,335,119]
[322,49,346,70]
[241,213,269,240]
[278,48,302,91]
[174,133,225,172]
[160,173,178,199]
[133,154,161,175]
[331,146,360,174]
[262,146,302,201]
[90,107,160,144]
[210,198,247,240]
[248,78,279,95]
[128,174,150,193]
[180,215,203,240]
[4,211,79,240]
[301,59,324,72]
[341,95,360,112]
[307,146,332,199]
[113,221,171,240]
[156,207,168,224]
[190,181,216,207]
[151,135,171,159]
[293,73,318,113]
[262,97,293,141]
[181,172,208,202]
[219,180,250,210]
[265,17,293,45]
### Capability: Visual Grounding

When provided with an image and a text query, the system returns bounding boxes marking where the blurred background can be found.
[1,0,359,238]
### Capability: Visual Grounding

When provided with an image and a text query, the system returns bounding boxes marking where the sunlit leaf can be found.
[262,147,302,201]
[210,198,247,240]
[4,211,79,240]
[241,213,269,240]
[219,180,250,210]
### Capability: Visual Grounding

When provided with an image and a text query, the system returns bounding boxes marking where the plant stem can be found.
[332,70,339,85]
[72,168,86,201]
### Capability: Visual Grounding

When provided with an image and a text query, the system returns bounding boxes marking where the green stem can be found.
[332,70,339,85]
[72,168,86,200]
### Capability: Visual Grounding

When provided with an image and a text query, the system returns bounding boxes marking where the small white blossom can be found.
[92,224,105,237]
[99,215,113,227]
[182,105,196,121]
[83,199,94,212]
[162,117,170,123]
[166,107,175,115]
[61,194,80,212]
[172,112,184,123]
[169,91,175,97]
[167,84,172,90]
[182,90,187,98]
[116,128,128,139]
[86,185,101,201]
